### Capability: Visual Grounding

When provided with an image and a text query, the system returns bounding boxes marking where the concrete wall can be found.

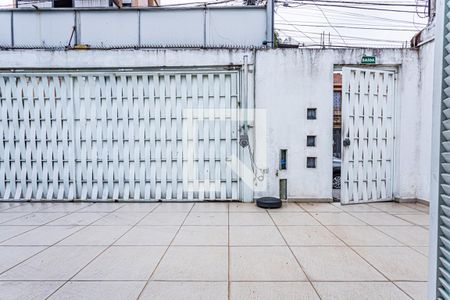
[0,6,271,48]
[417,40,436,203]
[253,48,431,202]
[0,47,432,202]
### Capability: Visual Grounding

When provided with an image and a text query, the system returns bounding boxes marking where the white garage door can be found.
[0,70,241,201]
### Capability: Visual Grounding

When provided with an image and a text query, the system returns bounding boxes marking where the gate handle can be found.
[343,138,351,147]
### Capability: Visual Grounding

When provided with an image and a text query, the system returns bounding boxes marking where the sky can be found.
[0,0,429,48]
[273,0,429,47]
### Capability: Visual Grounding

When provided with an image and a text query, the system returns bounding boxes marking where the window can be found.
[333,91,342,109]
[307,108,317,120]
[307,157,317,168]
[307,136,316,147]
[280,149,287,170]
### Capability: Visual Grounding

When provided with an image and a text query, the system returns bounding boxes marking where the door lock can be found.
[343,138,351,147]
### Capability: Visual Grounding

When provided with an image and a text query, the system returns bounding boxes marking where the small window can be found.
[280,149,287,170]
[307,136,316,147]
[307,108,317,120]
[307,157,317,168]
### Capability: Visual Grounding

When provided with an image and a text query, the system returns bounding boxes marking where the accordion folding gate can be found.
[0,70,241,201]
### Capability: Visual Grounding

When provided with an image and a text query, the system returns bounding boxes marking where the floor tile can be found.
[269,212,320,226]
[376,226,429,246]
[368,202,419,213]
[299,203,342,212]
[115,226,179,245]
[37,203,92,213]
[173,226,228,246]
[0,246,46,273]
[1,203,56,213]
[48,281,145,300]
[332,203,381,212]
[402,203,429,213]
[349,212,411,226]
[0,203,26,211]
[74,246,166,280]
[292,246,385,281]
[413,246,428,256]
[311,212,366,225]
[91,212,147,226]
[0,226,37,242]
[152,246,227,281]
[0,281,64,300]
[269,203,304,212]
[152,203,194,213]
[230,282,319,300]
[140,281,227,300]
[58,226,130,246]
[114,203,159,213]
[0,213,31,224]
[394,214,429,226]
[327,226,401,246]
[313,282,410,300]
[184,212,228,226]
[47,213,108,226]
[230,246,306,281]
[2,213,68,226]
[395,281,427,300]
[229,213,273,226]
[279,226,344,246]
[2,226,82,246]
[138,212,188,226]
[0,246,105,280]
[77,203,125,213]
[191,203,229,212]
[353,246,428,281]
[230,226,285,246]
[229,203,264,212]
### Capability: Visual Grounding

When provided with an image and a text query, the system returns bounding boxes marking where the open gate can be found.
[341,67,396,204]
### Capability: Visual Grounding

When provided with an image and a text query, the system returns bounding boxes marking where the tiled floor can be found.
[0,201,429,300]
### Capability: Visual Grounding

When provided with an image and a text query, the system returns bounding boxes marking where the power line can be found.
[280,6,427,25]
[285,0,427,7]
[310,0,348,46]
[277,28,408,43]
[275,11,317,43]
[276,22,420,31]
[277,1,423,14]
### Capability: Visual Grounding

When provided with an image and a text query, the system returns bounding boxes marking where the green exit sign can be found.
[361,56,376,64]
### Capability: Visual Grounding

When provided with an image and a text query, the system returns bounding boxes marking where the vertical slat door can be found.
[436,0,450,296]
[0,70,240,201]
[341,67,395,204]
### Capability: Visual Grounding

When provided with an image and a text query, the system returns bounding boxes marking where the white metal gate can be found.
[0,70,240,201]
[341,67,395,204]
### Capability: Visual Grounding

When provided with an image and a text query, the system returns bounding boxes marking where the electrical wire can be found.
[286,0,427,7]
[280,5,427,25]
[0,0,236,8]
[277,27,408,43]
[276,21,419,31]
[275,10,316,43]
[277,1,423,14]
[310,0,348,46]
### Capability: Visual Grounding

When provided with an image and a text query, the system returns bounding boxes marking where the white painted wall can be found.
[254,48,432,202]
[0,48,433,202]
[417,40,436,203]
